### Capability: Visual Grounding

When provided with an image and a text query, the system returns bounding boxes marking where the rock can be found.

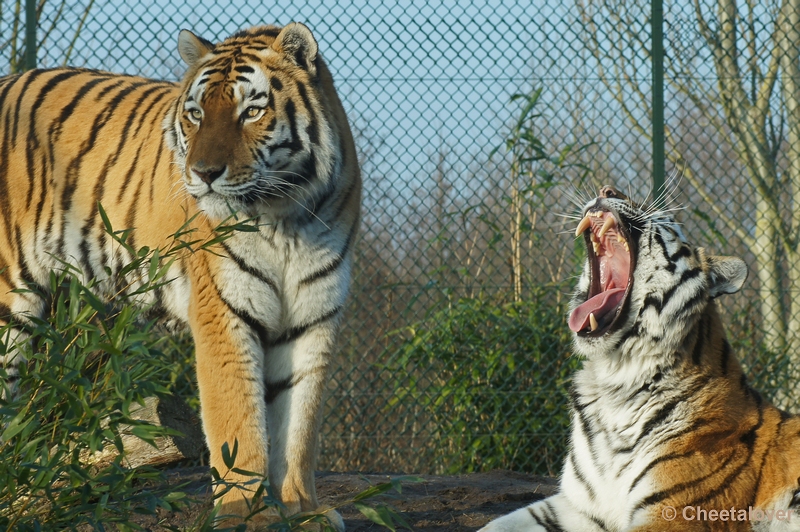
[81,395,205,469]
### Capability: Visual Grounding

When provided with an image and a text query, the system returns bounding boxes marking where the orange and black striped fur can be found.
[0,23,360,528]
[482,186,800,531]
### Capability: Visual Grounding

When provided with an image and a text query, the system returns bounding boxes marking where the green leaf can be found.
[352,481,394,501]
[353,503,401,531]
[221,439,238,469]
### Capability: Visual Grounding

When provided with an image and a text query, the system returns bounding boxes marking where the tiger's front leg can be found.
[264,319,344,531]
[188,258,272,525]
[481,493,606,532]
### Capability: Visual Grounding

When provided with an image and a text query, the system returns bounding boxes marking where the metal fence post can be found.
[652,0,665,199]
[25,0,37,70]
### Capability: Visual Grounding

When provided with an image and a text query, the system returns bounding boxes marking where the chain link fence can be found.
[2,0,798,475]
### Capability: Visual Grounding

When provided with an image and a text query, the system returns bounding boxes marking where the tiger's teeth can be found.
[575,215,592,236]
[617,234,626,244]
[598,216,616,238]
[624,242,630,253]
[589,313,599,331]
[592,241,601,255]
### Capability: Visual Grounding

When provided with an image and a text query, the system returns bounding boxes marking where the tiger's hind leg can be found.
[480,493,607,532]
[0,278,46,402]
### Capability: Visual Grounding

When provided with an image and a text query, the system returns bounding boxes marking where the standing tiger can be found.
[0,23,360,528]
[481,186,800,531]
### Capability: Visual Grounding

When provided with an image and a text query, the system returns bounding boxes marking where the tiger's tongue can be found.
[568,249,630,333]
[568,288,625,333]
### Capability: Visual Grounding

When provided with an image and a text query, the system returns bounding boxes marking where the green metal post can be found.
[25,0,37,70]
[652,0,665,200]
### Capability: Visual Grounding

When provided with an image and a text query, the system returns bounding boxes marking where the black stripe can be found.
[568,452,596,501]
[60,80,151,215]
[637,448,737,508]
[220,242,279,296]
[691,314,707,365]
[115,143,145,203]
[264,376,293,404]
[528,506,561,532]
[640,293,662,313]
[588,514,608,531]
[24,70,85,209]
[267,305,342,348]
[149,139,165,203]
[295,81,320,145]
[540,500,566,532]
[652,231,670,259]
[131,87,172,137]
[298,222,356,286]
[0,75,22,111]
[12,69,49,146]
[618,374,713,453]
[629,450,694,491]
[49,75,112,143]
[720,338,731,375]
[0,111,14,248]
[123,178,144,252]
[660,267,701,309]
[669,245,692,262]
[691,417,762,507]
[209,278,268,347]
[270,98,303,154]
[13,225,35,289]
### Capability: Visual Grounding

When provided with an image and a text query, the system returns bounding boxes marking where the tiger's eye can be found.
[188,108,202,121]
[244,106,263,120]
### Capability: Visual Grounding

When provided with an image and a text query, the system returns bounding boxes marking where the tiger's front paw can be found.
[214,497,345,531]
[214,497,280,530]
[321,508,345,531]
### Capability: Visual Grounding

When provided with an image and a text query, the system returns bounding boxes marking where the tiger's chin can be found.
[194,193,256,221]
[569,206,636,339]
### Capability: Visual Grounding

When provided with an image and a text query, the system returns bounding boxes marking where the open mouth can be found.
[568,208,635,336]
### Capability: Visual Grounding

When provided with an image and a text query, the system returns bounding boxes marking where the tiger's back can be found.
[0,23,360,529]
[0,69,187,316]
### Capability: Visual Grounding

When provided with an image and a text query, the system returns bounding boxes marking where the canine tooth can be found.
[598,216,616,238]
[575,215,592,236]
[624,242,630,252]
[617,234,626,244]
[592,241,601,254]
[589,313,599,331]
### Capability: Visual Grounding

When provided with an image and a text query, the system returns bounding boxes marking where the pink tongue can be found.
[568,288,626,333]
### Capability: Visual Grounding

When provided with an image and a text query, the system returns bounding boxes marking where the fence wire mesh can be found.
[2,0,799,475]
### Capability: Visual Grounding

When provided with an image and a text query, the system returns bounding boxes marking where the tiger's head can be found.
[569,185,748,360]
[165,24,341,220]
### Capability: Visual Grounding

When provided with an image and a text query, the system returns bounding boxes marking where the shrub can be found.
[384,284,579,476]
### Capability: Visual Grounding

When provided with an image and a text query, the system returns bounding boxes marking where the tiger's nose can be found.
[192,164,226,184]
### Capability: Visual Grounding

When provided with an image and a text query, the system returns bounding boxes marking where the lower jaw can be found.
[196,195,249,219]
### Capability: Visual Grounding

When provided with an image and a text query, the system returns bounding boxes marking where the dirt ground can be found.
[131,467,559,531]
[319,470,559,531]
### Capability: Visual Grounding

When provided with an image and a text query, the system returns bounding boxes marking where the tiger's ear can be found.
[272,22,318,75]
[178,29,214,67]
[705,253,748,298]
